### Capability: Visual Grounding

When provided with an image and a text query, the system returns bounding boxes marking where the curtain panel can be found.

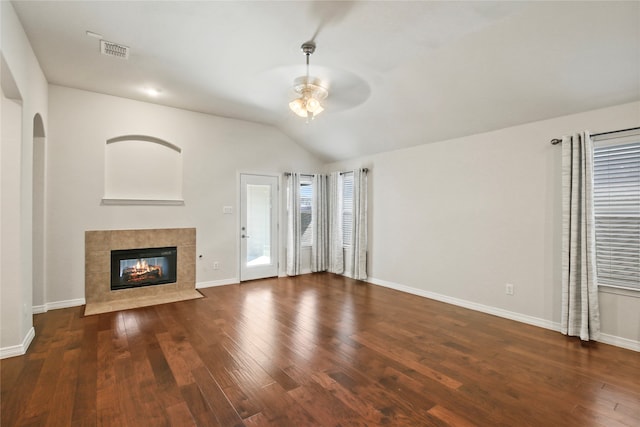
[561,132,601,341]
[312,174,329,272]
[328,172,345,274]
[349,169,368,280]
[286,173,302,276]
[285,169,367,280]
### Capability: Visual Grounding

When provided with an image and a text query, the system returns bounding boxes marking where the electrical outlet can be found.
[505,283,514,296]
[213,262,219,270]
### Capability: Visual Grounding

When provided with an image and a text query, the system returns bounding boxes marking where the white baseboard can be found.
[32,298,86,314]
[598,332,640,352]
[368,277,638,352]
[0,327,35,359]
[196,278,239,289]
[32,304,47,314]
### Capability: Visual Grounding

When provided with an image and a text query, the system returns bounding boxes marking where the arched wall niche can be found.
[33,113,45,138]
[102,135,184,205]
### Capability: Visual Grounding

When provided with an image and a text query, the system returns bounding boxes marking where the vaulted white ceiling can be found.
[12,1,640,161]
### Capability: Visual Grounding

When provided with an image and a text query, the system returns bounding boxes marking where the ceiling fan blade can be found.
[324,80,370,112]
[252,64,370,114]
[307,1,358,42]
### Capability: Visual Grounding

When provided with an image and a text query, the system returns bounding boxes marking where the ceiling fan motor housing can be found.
[301,41,316,56]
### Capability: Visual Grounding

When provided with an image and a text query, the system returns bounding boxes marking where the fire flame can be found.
[135,259,149,271]
[121,258,162,284]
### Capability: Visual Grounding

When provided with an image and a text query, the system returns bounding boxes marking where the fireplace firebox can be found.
[110,246,177,291]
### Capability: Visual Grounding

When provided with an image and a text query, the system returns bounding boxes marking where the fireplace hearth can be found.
[110,246,177,290]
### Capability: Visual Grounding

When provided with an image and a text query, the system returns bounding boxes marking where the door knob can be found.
[242,234,250,238]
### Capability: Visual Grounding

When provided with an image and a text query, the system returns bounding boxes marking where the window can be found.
[342,172,354,247]
[593,129,640,290]
[300,178,313,247]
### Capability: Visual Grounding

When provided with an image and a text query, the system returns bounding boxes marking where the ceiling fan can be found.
[288,41,329,122]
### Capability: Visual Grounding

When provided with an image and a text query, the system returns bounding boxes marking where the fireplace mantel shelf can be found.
[101,198,185,206]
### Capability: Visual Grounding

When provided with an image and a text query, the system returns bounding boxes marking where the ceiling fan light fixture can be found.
[289,79,328,120]
[289,41,328,122]
[289,98,307,118]
[306,96,321,113]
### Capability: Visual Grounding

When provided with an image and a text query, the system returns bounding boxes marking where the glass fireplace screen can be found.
[110,246,177,290]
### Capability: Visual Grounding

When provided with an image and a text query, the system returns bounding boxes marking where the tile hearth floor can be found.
[83,289,203,316]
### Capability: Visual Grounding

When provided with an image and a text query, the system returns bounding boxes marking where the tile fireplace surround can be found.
[84,227,202,315]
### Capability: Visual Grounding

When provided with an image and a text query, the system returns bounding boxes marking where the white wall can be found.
[46,85,323,303]
[32,131,46,308]
[327,101,640,349]
[1,91,24,349]
[0,2,48,355]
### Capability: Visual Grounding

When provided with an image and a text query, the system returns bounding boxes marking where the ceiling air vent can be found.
[100,40,130,59]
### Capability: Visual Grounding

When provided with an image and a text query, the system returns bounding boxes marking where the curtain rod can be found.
[284,168,368,176]
[550,126,640,145]
[341,168,368,175]
[283,172,313,177]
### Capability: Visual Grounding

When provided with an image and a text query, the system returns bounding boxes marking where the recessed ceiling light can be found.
[144,88,162,97]
[86,30,103,39]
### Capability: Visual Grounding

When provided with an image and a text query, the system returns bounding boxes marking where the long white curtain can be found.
[561,132,601,341]
[286,170,367,279]
[286,173,302,276]
[348,169,368,280]
[311,174,328,272]
[328,172,344,274]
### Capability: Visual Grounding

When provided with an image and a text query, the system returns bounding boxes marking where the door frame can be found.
[237,172,281,282]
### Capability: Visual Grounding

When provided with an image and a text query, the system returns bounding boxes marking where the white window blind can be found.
[300,180,313,246]
[342,173,354,247]
[593,130,640,290]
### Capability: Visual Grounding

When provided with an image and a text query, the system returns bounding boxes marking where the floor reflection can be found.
[292,291,318,360]
[239,288,275,355]
[338,293,355,338]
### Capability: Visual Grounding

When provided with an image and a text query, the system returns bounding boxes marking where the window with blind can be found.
[342,172,354,247]
[300,179,313,247]
[593,129,640,290]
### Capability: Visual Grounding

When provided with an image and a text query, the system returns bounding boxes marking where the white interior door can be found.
[240,174,278,281]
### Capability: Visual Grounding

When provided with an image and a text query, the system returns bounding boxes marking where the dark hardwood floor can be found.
[2,273,639,426]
